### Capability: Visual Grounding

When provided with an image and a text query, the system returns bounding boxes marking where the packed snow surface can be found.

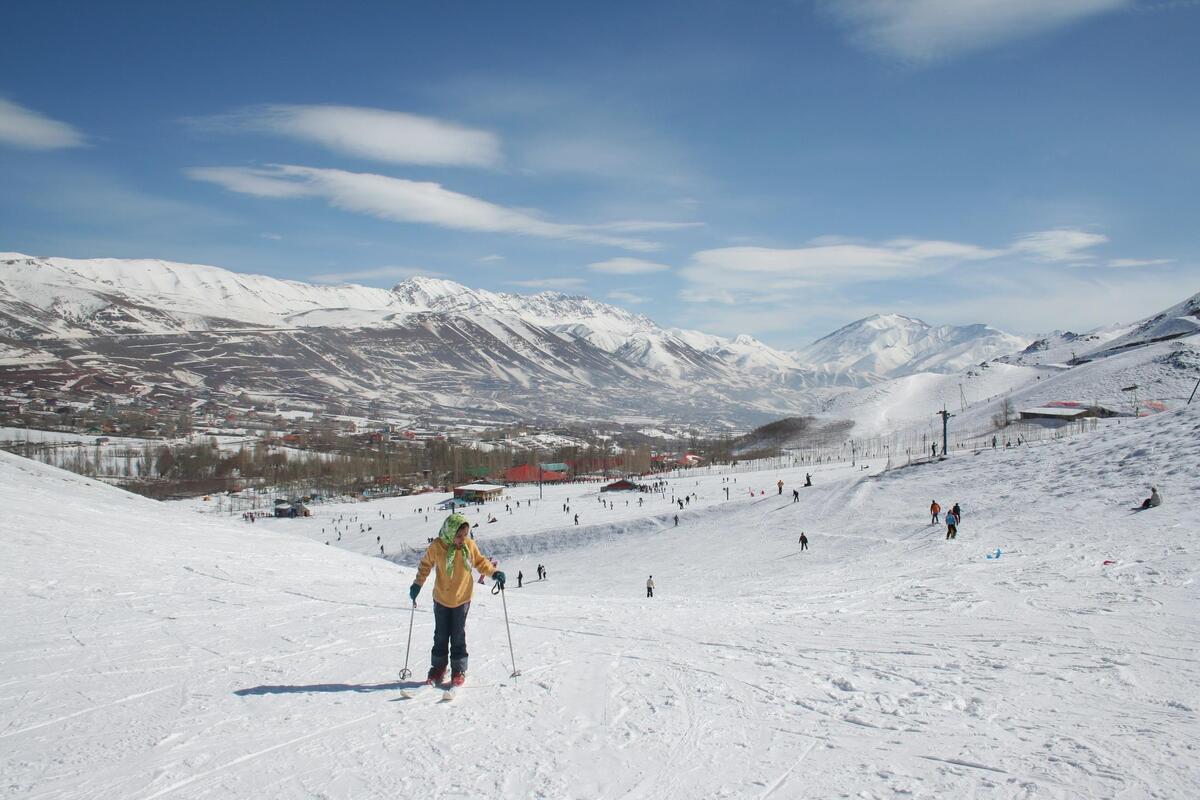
[3,407,1199,798]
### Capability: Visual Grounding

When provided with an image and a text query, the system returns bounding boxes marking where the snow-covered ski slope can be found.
[821,335,1198,439]
[3,407,1199,798]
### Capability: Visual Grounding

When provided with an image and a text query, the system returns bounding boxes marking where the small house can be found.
[452,483,506,503]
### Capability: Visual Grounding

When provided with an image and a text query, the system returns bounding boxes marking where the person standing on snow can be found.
[646,575,655,598]
[792,489,799,503]
[805,473,812,487]
[951,502,961,521]
[799,532,808,551]
[930,500,941,524]
[409,513,504,688]
[777,479,784,495]
[517,570,523,588]
[945,510,958,540]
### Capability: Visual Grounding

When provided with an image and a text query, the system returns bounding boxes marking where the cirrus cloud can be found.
[0,98,87,150]
[588,257,673,275]
[821,0,1131,62]
[191,104,501,167]
[186,164,661,251]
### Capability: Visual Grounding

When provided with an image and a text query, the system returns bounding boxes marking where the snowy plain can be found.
[3,405,1199,799]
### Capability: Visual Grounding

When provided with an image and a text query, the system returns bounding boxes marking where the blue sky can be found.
[2,0,1198,347]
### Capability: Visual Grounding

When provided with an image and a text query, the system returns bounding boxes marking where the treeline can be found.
[4,434,666,498]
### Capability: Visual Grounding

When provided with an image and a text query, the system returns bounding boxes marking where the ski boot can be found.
[426,666,446,687]
[450,671,466,688]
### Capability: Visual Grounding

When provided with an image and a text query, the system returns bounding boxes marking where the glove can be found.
[409,583,421,603]
[492,570,506,589]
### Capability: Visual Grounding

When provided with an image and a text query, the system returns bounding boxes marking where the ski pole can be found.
[493,580,521,678]
[398,600,416,680]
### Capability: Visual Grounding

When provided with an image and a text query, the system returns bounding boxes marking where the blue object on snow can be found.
[986,548,1002,560]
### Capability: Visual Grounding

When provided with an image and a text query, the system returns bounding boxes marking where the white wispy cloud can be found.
[508,277,588,290]
[821,0,1130,62]
[607,290,648,305]
[185,166,317,198]
[192,104,501,167]
[677,229,1116,305]
[309,265,442,283]
[589,220,704,232]
[588,257,673,275]
[479,254,506,263]
[0,98,87,150]
[679,240,973,299]
[186,164,660,251]
[1010,229,1108,261]
[1107,257,1173,268]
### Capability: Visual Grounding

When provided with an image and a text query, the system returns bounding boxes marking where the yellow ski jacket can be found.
[415,537,497,608]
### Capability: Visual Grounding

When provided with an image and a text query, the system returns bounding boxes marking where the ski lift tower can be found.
[938,408,954,459]
[1121,384,1139,417]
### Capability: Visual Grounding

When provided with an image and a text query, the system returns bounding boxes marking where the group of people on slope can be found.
[930,500,962,540]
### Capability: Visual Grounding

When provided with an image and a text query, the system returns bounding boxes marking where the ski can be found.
[399,679,443,699]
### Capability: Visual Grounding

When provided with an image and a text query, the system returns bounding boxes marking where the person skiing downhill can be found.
[799,532,808,551]
[930,501,941,524]
[409,513,504,688]
[945,510,958,540]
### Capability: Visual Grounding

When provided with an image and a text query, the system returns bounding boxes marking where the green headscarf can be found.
[437,513,470,575]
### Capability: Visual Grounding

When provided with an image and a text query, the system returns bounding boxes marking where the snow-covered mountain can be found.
[794,313,1030,386]
[0,252,1051,426]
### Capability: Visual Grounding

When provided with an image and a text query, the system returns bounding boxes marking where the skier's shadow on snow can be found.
[235,681,408,696]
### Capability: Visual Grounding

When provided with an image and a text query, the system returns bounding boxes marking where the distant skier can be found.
[931,443,938,458]
[804,473,812,487]
[410,513,504,688]
[945,510,958,540]
[777,479,784,495]
[799,532,808,551]
[517,570,523,588]
[992,435,997,449]
[673,514,679,527]
[951,502,961,520]
[1140,486,1163,509]
[574,514,579,525]
[646,575,655,598]
[930,501,941,524]
[792,489,799,503]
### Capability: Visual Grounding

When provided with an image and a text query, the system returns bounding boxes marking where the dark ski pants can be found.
[946,525,957,540]
[431,600,470,674]
[647,587,653,598]
[800,541,807,551]
[932,513,939,524]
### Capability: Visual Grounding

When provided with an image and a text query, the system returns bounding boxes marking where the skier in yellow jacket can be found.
[409,513,504,688]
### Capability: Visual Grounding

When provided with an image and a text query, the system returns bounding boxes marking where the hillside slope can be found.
[3,405,1198,798]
